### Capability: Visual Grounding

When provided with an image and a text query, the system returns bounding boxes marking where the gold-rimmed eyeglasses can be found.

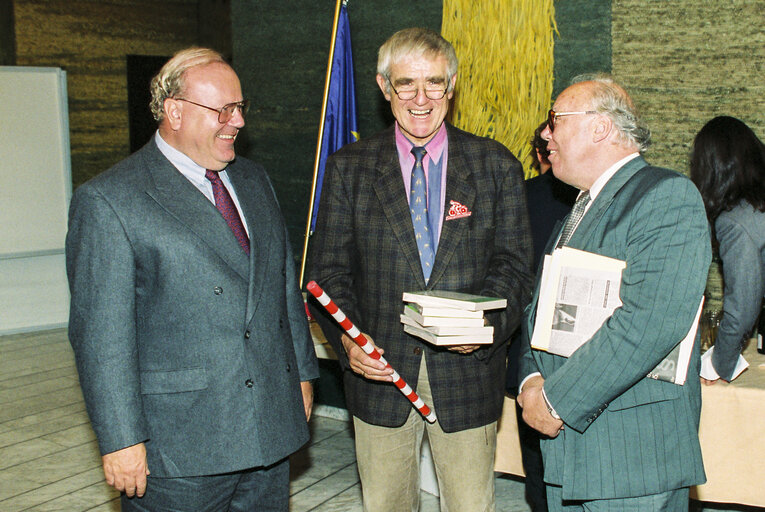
[548,109,598,132]
[175,98,250,124]
[387,78,448,101]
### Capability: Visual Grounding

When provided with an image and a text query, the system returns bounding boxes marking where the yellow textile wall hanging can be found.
[442,0,557,178]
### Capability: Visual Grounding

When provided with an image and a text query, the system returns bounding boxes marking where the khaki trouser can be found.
[353,356,497,512]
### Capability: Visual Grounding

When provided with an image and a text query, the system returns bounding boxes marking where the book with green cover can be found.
[402,290,507,311]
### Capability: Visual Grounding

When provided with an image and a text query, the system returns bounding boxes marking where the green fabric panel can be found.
[231,1,442,258]
[552,0,612,98]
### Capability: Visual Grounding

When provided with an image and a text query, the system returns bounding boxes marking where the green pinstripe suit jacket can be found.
[519,156,711,500]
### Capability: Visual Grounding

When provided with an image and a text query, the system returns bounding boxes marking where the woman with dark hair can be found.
[690,116,765,382]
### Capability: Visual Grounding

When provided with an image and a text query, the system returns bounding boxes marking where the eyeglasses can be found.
[548,109,598,132]
[175,98,250,124]
[387,78,448,101]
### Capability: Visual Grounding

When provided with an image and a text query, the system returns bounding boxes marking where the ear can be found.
[164,98,183,130]
[376,74,392,101]
[592,115,611,144]
[446,73,457,100]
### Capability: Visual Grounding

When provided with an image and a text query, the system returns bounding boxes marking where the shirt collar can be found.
[394,122,447,163]
[587,152,641,201]
[154,130,220,188]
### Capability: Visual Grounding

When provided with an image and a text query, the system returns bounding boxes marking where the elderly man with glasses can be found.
[66,47,318,511]
[517,75,710,511]
[308,28,532,511]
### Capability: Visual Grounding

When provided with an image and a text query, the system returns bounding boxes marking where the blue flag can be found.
[310,4,359,232]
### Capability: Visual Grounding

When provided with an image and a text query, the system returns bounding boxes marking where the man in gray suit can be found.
[66,47,319,511]
[518,75,710,510]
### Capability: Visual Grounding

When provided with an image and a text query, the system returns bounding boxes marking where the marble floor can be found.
[0,328,759,511]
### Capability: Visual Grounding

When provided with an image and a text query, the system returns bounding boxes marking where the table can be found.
[495,342,765,507]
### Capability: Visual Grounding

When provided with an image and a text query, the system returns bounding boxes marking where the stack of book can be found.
[400,290,507,346]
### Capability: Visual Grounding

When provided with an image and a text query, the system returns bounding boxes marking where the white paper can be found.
[700,346,750,381]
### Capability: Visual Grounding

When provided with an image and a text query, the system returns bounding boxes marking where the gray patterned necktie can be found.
[410,146,435,282]
[556,190,590,248]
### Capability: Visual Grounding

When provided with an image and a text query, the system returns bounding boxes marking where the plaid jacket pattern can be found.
[308,123,533,432]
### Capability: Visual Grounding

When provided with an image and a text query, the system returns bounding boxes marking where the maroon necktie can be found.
[205,170,250,255]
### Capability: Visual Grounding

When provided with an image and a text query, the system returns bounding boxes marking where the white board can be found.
[0,66,71,257]
[0,67,71,334]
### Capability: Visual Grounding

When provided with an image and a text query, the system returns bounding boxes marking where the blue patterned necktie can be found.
[205,170,250,255]
[556,190,590,248]
[410,146,435,283]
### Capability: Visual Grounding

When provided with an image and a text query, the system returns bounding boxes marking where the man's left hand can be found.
[517,375,563,437]
[447,344,481,354]
[301,381,314,421]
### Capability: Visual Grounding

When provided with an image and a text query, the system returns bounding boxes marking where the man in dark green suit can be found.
[518,75,710,510]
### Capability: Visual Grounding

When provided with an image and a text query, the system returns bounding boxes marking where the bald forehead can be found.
[555,82,594,109]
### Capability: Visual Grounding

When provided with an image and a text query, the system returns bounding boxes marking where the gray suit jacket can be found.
[520,157,711,499]
[308,123,533,432]
[66,138,319,478]
[712,201,765,379]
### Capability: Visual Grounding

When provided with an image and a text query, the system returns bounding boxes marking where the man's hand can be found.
[701,377,724,386]
[341,333,394,382]
[447,344,481,354]
[301,380,314,420]
[517,375,563,437]
[102,442,150,497]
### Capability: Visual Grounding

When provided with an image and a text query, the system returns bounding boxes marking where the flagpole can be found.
[299,0,344,288]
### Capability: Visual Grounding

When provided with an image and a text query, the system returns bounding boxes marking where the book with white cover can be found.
[403,323,493,346]
[402,290,507,311]
[400,313,493,336]
[409,303,484,319]
[402,304,486,327]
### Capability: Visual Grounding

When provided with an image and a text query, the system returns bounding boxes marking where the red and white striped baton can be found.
[306,281,437,423]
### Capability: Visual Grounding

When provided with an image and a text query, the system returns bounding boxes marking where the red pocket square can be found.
[445,200,472,220]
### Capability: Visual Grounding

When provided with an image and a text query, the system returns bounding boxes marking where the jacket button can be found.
[413,347,422,355]
[213,286,223,295]
[245,379,254,388]
[286,363,291,372]
[279,319,284,328]
[244,330,251,339]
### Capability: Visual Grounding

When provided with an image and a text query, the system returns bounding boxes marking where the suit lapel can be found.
[226,164,271,323]
[372,135,428,287]
[567,156,649,249]
[428,127,476,286]
[142,142,250,282]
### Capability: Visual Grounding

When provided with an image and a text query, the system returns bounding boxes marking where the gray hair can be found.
[149,47,227,122]
[571,73,652,152]
[377,28,458,94]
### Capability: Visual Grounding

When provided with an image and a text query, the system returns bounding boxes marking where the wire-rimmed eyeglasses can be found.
[548,109,598,132]
[387,78,448,101]
[175,98,250,124]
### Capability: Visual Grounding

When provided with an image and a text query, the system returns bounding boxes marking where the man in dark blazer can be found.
[66,48,319,511]
[308,28,532,511]
[517,75,710,510]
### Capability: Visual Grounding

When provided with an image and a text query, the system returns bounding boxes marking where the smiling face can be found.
[161,62,245,170]
[377,53,456,146]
